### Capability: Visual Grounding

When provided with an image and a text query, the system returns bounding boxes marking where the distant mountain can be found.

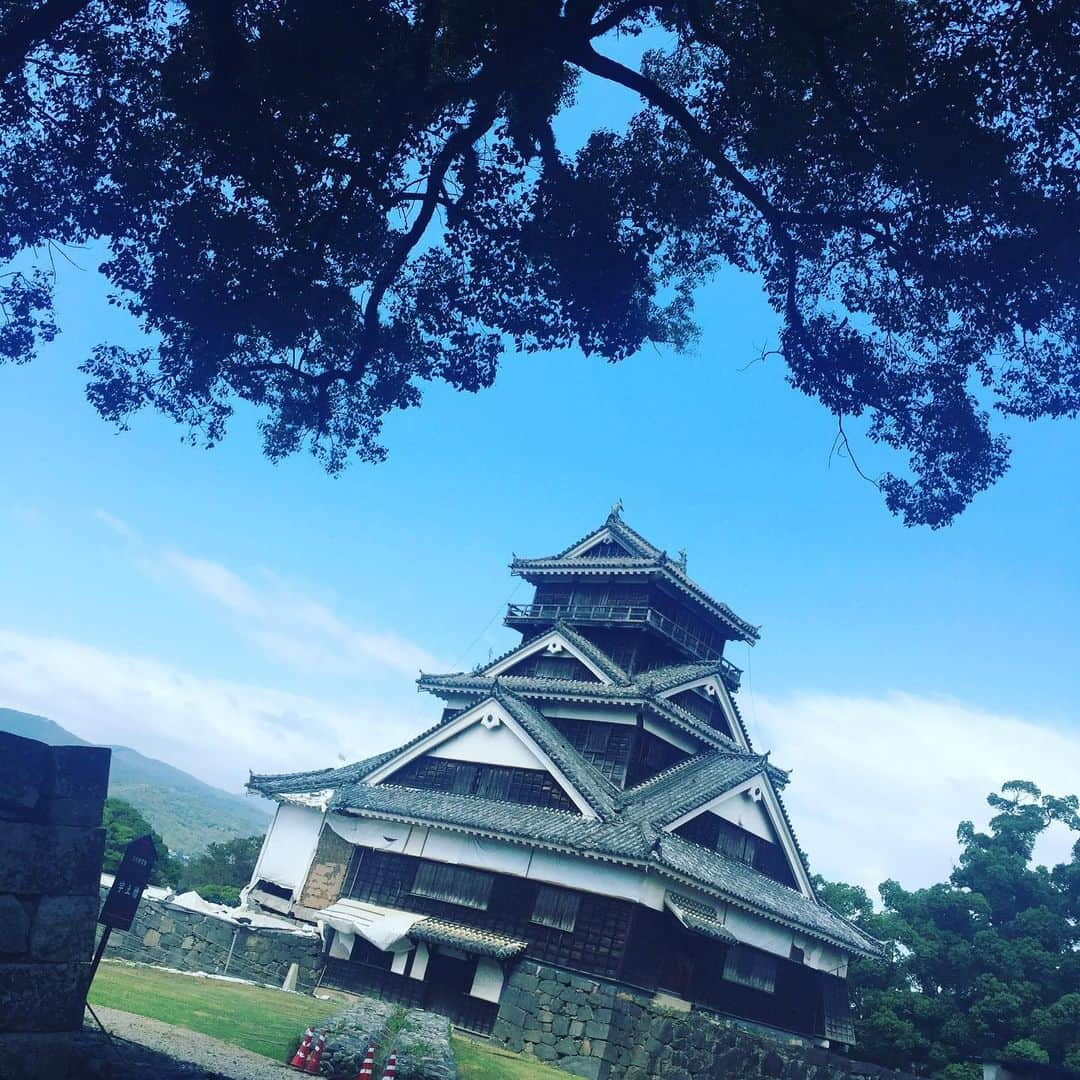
[1,707,272,856]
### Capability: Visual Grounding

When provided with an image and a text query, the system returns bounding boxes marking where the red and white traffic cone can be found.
[353,1041,376,1079]
[289,1027,315,1069]
[381,1050,397,1079]
[303,1029,329,1075]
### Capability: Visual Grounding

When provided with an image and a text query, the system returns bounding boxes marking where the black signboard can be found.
[99,834,157,931]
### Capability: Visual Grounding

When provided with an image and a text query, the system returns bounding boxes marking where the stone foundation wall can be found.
[0,731,111,1080]
[97,887,324,991]
[492,961,917,1080]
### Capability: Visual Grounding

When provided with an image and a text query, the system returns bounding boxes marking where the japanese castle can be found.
[246,511,880,1043]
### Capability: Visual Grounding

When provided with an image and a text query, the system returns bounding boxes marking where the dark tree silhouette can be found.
[817,781,1080,1075]
[3,1,1078,524]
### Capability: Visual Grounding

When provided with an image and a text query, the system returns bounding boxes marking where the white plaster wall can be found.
[724,907,796,958]
[642,715,699,753]
[712,790,777,842]
[409,942,429,980]
[427,721,545,769]
[542,704,638,725]
[252,803,324,892]
[470,957,506,1002]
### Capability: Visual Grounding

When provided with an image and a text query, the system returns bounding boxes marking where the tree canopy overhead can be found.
[3,1,1078,525]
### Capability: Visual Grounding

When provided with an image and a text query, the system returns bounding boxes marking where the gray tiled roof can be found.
[633,662,733,694]
[619,752,772,826]
[666,892,738,943]
[248,750,399,798]
[515,514,759,643]
[248,621,868,957]
[409,918,528,959]
[656,834,882,957]
[300,780,878,957]
[492,688,620,817]
[554,513,663,560]
[418,668,754,755]
[476,620,630,684]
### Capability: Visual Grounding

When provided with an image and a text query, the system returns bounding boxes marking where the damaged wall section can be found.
[97,882,324,991]
[298,825,354,913]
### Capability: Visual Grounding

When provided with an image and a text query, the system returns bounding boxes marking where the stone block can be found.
[0,823,105,894]
[0,1032,74,1079]
[498,1003,526,1030]
[0,896,31,955]
[51,745,111,803]
[45,795,109,828]
[143,929,161,947]
[0,962,90,1032]
[555,1056,602,1079]
[0,733,53,822]
[28,895,98,962]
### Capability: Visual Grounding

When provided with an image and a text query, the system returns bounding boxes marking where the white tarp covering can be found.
[326,813,412,853]
[254,803,324,891]
[527,849,661,906]
[419,830,467,863]
[100,874,318,935]
[317,899,421,953]
[461,835,532,876]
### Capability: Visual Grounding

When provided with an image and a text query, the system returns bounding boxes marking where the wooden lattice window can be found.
[722,946,777,993]
[410,862,494,910]
[531,886,581,933]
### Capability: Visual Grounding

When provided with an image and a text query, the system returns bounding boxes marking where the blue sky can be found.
[1,58,1078,896]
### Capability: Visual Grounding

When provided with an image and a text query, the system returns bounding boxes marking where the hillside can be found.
[0,707,272,856]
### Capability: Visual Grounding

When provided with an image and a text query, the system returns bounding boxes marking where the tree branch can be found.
[588,1,651,38]
[327,90,500,387]
[0,0,93,82]
[565,37,790,250]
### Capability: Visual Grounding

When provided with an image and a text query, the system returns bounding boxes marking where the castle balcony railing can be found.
[505,602,742,687]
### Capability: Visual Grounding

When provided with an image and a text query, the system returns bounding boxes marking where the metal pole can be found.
[87,925,111,987]
[223,926,240,976]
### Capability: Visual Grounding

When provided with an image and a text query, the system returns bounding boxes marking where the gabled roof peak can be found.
[515,511,761,645]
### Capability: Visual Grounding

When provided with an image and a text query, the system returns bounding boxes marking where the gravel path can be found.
[76,1006,296,1079]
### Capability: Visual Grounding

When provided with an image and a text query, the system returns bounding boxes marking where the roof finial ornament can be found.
[609,498,623,520]
[677,547,688,570]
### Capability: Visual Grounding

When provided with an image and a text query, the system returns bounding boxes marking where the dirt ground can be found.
[71,1006,297,1079]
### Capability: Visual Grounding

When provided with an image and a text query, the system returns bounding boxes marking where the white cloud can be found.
[750,691,1080,896]
[94,508,138,540]
[152,548,445,679]
[0,629,430,792]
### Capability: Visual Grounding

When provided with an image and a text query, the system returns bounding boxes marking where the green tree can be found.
[101,796,181,887]
[4,2,1080,526]
[177,835,263,905]
[822,781,1080,1076]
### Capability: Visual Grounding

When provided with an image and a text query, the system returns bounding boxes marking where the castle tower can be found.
[247,513,879,1050]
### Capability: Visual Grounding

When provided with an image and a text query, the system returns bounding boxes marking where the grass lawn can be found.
[451,1035,567,1079]
[88,960,339,1060]
[88,961,567,1078]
